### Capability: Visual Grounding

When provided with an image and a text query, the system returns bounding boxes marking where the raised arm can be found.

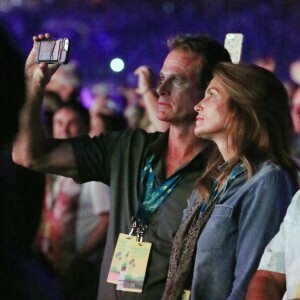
[246,270,286,300]
[12,33,78,178]
[134,66,169,132]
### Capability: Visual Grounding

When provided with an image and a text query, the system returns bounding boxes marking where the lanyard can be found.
[198,162,246,215]
[129,154,181,242]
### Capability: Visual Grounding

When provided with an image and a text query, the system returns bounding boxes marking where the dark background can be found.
[1,0,300,87]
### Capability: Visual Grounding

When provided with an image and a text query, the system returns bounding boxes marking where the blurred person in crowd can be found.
[123,104,146,129]
[46,61,82,103]
[289,59,300,87]
[290,87,300,158]
[287,60,300,103]
[288,59,300,166]
[121,83,141,107]
[121,84,152,130]
[33,102,110,300]
[254,56,276,73]
[284,81,298,102]
[163,63,298,300]
[42,90,63,136]
[89,95,127,137]
[90,83,116,114]
[0,21,65,299]
[13,32,231,299]
[246,189,300,300]
[88,81,127,137]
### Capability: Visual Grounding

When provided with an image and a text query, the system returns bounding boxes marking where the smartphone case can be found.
[224,33,244,64]
[36,38,70,64]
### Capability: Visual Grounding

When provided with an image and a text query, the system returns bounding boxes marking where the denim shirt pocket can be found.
[197,205,234,252]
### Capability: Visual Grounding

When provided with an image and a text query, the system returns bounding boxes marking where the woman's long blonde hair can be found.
[197,62,299,200]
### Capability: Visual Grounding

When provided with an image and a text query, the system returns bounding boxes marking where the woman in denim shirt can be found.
[163,63,299,300]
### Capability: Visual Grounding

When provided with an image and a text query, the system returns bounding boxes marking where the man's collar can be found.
[147,130,213,173]
[148,129,170,157]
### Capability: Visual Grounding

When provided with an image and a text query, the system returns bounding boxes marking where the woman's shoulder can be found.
[252,159,292,179]
[240,159,295,194]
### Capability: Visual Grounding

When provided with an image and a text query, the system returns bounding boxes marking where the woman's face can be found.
[194,76,231,142]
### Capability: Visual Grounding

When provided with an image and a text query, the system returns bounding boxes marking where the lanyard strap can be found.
[129,154,182,241]
[198,162,246,214]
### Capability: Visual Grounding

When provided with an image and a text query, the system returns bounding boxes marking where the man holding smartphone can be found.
[13,32,231,299]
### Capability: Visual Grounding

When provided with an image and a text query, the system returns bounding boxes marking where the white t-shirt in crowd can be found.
[259,190,300,300]
[76,181,110,261]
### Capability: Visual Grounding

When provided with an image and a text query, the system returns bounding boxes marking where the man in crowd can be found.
[246,190,300,300]
[13,33,230,299]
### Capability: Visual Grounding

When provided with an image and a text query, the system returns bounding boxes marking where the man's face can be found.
[157,50,204,125]
[53,107,85,138]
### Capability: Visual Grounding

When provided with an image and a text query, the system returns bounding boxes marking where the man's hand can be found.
[25,33,60,94]
[246,270,286,300]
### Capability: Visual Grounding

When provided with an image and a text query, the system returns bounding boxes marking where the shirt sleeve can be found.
[71,131,129,184]
[71,129,154,185]
[71,135,111,184]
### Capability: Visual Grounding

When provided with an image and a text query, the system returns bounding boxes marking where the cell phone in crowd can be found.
[224,33,244,64]
[36,38,71,64]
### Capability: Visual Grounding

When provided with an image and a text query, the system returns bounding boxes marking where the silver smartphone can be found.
[36,38,71,64]
[224,33,244,64]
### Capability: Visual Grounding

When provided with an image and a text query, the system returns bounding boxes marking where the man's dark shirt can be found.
[72,128,209,300]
